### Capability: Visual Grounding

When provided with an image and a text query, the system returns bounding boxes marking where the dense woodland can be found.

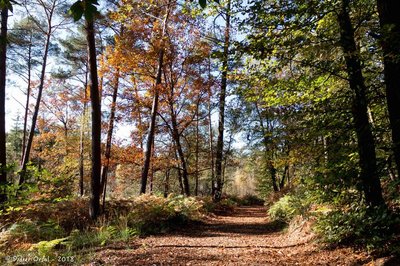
[0,0,400,264]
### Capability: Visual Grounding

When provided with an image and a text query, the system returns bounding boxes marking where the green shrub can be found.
[9,219,65,242]
[268,195,297,222]
[30,237,69,257]
[127,194,203,235]
[315,204,399,251]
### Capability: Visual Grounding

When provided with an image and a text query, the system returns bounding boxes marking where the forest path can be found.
[95,206,371,265]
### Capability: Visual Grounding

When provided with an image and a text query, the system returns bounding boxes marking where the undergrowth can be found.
[0,194,205,265]
[267,184,400,255]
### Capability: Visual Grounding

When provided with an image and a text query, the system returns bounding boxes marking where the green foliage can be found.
[65,227,114,250]
[69,0,99,22]
[315,204,399,251]
[268,186,316,223]
[268,195,297,222]
[9,219,66,242]
[37,161,75,202]
[30,237,68,257]
[127,194,203,235]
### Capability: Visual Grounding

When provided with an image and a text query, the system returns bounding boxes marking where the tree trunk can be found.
[22,34,33,163]
[164,169,170,198]
[0,7,8,203]
[171,122,190,196]
[100,67,119,207]
[207,80,215,196]
[79,79,88,197]
[214,0,231,201]
[175,149,184,194]
[377,0,400,178]
[279,164,288,190]
[140,1,171,194]
[141,50,163,194]
[167,81,190,196]
[254,103,278,192]
[86,18,102,220]
[20,19,53,185]
[337,0,384,206]
[195,103,199,196]
[269,161,279,192]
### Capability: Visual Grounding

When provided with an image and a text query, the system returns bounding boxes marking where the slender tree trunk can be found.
[164,169,170,198]
[79,80,87,197]
[174,149,184,194]
[337,0,384,206]
[133,82,144,150]
[279,143,290,190]
[254,103,278,192]
[195,103,199,196]
[207,83,215,196]
[279,164,288,190]
[140,1,171,194]
[269,160,279,192]
[20,20,54,185]
[141,51,163,194]
[86,18,102,220]
[101,67,119,207]
[214,0,231,201]
[149,138,155,194]
[377,0,400,178]
[22,35,33,163]
[171,125,190,196]
[0,7,8,203]
[167,83,190,196]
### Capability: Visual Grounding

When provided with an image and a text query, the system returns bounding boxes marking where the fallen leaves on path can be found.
[93,206,372,265]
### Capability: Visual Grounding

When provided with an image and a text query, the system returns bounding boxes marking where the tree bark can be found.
[214,0,231,201]
[140,50,163,194]
[86,18,102,220]
[140,1,171,194]
[254,103,279,192]
[175,148,184,194]
[164,169,170,198]
[207,72,215,196]
[337,0,384,206]
[79,75,88,197]
[101,67,119,208]
[0,7,8,203]
[171,112,190,196]
[21,34,33,163]
[20,3,55,184]
[376,0,400,178]
[195,103,199,196]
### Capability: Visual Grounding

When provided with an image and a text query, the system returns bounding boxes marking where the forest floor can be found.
[89,206,381,266]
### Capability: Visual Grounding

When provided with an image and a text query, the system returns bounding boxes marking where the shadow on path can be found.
[168,206,287,238]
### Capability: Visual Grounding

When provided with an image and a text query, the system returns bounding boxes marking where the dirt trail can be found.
[95,206,372,265]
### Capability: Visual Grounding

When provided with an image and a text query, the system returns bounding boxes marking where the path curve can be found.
[95,206,371,265]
